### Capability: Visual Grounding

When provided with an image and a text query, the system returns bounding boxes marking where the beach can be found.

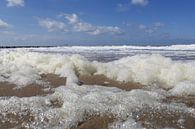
[1,73,195,129]
[0,46,195,129]
[2,0,195,128]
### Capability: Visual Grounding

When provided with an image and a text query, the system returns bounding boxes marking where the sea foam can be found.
[0,48,195,128]
[0,49,195,95]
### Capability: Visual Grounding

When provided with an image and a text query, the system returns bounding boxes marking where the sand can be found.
[0,110,34,129]
[78,74,143,90]
[0,74,195,129]
[77,75,195,129]
[166,96,195,108]
[0,74,66,97]
[75,115,115,129]
[74,110,195,129]
[134,108,195,129]
[0,74,142,97]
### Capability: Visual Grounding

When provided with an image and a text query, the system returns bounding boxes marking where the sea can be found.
[0,44,195,129]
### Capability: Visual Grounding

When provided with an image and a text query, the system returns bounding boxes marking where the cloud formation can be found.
[38,19,67,32]
[63,13,122,35]
[131,0,148,6]
[139,22,164,34]
[6,0,24,7]
[0,19,10,29]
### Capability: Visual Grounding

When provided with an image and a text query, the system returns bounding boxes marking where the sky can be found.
[0,0,195,46]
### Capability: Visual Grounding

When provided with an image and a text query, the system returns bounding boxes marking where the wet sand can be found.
[0,74,195,129]
[0,74,142,97]
[166,96,195,108]
[75,115,114,129]
[74,110,195,129]
[79,74,143,91]
[0,74,66,97]
[134,108,195,129]
[0,110,35,129]
[78,75,195,129]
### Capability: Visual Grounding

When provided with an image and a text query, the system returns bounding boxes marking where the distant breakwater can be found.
[0,46,59,49]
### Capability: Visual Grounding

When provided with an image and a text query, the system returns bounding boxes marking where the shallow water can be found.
[29,45,195,62]
[0,46,195,129]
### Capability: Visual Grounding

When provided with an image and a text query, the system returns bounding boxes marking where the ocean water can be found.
[0,45,195,129]
[29,44,195,62]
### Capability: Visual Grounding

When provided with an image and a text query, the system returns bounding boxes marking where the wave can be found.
[27,44,195,51]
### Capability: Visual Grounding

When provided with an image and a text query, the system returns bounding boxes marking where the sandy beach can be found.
[0,74,66,97]
[0,73,195,129]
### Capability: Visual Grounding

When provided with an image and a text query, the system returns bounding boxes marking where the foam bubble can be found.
[94,54,195,89]
[0,50,195,94]
[0,84,194,128]
[170,81,195,96]
[109,118,144,129]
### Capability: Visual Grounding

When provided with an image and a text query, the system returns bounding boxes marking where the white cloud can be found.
[0,19,10,29]
[6,0,25,7]
[63,13,122,35]
[64,13,79,24]
[73,22,94,32]
[139,22,164,34]
[131,0,148,6]
[39,13,122,35]
[88,26,122,35]
[38,19,67,32]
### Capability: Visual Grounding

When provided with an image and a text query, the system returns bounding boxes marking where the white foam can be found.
[0,48,195,128]
[170,81,195,96]
[29,44,195,51]
[109,118,144,129]
[1,50,195,93]
[0,50,80,86]
[27,45,195,63]
[94,54,195,89]
[50,85,164,128]
[0,84,194,128]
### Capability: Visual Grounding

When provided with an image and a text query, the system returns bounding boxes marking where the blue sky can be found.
[0,0,195,46]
